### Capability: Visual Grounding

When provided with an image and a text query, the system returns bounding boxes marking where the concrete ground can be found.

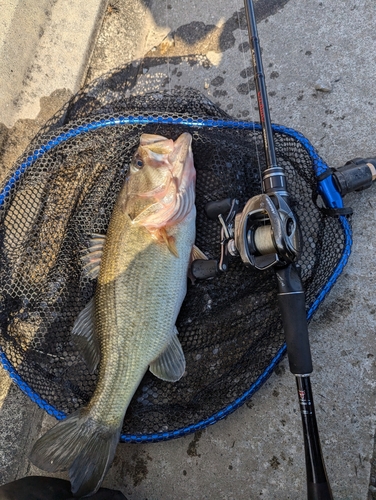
[1,0,376,498]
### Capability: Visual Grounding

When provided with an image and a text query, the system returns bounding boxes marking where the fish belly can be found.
[88,205,196,426]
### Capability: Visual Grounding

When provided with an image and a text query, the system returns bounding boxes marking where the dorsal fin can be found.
[81,234,106,279]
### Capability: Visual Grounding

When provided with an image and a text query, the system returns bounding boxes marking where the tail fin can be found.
[29,409,121,497]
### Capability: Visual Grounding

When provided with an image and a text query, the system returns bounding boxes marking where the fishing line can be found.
[164,0,172,112]
[232,0,265,198]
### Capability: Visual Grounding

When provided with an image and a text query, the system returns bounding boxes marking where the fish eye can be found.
[132,156,144,171]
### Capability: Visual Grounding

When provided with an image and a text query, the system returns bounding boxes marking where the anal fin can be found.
[149,328,186,382]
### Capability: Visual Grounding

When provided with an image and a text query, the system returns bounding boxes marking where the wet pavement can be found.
[1,0,376,498]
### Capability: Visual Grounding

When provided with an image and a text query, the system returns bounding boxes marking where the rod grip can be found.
[276,265,313,375]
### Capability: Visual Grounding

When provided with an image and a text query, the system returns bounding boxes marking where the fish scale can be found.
[91,207,195,424]
[30,132,196,497]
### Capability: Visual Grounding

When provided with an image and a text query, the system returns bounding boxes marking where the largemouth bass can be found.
[30,132,197,497]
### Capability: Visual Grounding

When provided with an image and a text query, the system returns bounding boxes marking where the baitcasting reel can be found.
[192,165,301,278]
[191,157,376,280]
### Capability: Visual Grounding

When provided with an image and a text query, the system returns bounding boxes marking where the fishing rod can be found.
[192,4,331,493]
[242,1,333,498]
[187,2,376,496]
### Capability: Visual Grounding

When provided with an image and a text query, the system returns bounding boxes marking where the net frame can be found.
[0,90,352,443]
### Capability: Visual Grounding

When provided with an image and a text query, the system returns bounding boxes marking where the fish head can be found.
[129,134,175,196]
[126,132,196,231]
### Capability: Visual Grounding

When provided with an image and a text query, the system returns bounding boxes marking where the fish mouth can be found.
[167,133,194,187]
[166,133,196,225]
[133,133,196,230]
[140,134,175,156]
[139,132,195,195]
[139,132,194,180]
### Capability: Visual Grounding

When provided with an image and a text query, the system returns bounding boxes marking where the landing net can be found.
[0,86,351,442]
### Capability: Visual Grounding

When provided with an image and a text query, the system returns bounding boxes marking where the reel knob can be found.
[191,259,219,280]
[205,198,234,220]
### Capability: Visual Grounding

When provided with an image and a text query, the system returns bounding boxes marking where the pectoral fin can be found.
[72,297,100,373]
[149,328,186,382]
[152,227,178,257]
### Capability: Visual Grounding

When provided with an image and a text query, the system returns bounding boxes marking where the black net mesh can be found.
[0,86,350,439]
